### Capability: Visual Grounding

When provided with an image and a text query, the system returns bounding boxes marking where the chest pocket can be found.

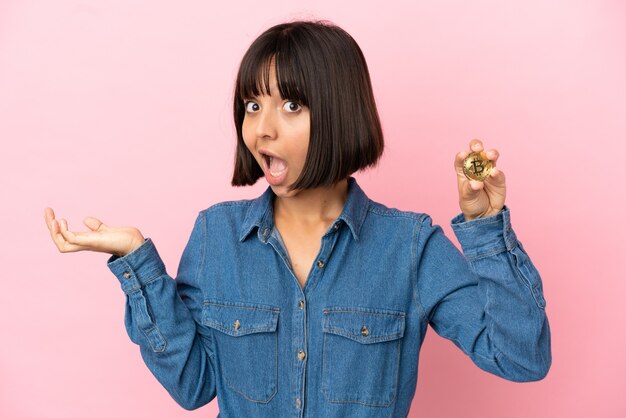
[202,299,279,403]
[322,307,405,407]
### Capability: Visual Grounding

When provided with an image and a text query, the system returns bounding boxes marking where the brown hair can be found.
[231,20,384,190]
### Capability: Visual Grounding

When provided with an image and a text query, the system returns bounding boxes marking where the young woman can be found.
[44,20,551,418]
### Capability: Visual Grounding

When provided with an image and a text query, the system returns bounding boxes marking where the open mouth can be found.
[260,152,287,177]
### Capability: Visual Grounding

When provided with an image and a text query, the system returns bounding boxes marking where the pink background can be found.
[1,0,624,417]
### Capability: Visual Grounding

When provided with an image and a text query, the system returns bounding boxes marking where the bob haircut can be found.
[231,20,384,190]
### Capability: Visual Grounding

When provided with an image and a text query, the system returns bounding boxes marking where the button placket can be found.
[293,294,307,412]
[290,230,338,414]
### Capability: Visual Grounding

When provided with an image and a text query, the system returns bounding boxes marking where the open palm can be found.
[44,207,145,257]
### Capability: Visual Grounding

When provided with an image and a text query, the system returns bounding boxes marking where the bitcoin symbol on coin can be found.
[471,160,484,175]
[463,151,493,181]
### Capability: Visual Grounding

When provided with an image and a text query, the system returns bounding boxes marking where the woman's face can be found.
[241,61,311,199]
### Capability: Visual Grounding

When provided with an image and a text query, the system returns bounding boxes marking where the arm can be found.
[413,206,551,382]
[106,212,217,409]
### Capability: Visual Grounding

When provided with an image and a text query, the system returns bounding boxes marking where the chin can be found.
[269,182,301,199]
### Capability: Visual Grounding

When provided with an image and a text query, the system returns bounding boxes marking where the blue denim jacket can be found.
[107,177,551,417]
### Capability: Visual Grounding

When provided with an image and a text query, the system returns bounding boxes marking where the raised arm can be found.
[411,139,551,381]
[414,210,551,382]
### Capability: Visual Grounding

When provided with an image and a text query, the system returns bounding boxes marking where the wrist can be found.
[130,235,146,253]
[120,233,146,257]
[463,208,502,222]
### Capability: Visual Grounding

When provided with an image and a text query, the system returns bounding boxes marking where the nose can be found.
[255,107,277,139]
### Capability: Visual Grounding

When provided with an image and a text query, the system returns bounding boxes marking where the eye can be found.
[244,100,259,113]
[283,101,302,113]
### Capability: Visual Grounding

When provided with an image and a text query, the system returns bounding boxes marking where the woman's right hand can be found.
[44,207,146,257]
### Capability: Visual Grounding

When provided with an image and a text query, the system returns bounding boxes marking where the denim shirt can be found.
[106,177,551,418]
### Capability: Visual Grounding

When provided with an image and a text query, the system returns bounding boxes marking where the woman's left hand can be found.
[454,139,507,221]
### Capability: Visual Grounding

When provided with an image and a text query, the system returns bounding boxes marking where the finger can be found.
[57,219,83,249]
[83,216,106,232]
[454,150,469,173]
[469,179,484,191]
[49,219,79,253]
[44,207,56,230]
[50,218,62,243]
[63,218,107,248]
[485,149,499,166]
[461,178,484,195]
[487,167,506,186]
[58,219,77,243]
[49,219,67,247]
[470,139,483,153]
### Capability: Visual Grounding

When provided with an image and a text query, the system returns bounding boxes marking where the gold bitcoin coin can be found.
[463,151,493,181]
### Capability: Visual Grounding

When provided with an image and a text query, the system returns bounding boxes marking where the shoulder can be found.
[200,198,255,215]
[196,197,256,224]
[366,198,431,225]
[358,197,439,242]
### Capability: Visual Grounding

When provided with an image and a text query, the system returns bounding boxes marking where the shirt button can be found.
[123,271,131,279]
[333,223,339,230]
[262,227,269,236]
[361,325,369,336]
[298,300,305,309]
[234,320,241,330]
[295,397,301,409]
[317,259,325,268]
[297,350,306,361]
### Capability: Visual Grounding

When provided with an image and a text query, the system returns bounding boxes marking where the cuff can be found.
[450,205,518,260]
[106,238,167,294]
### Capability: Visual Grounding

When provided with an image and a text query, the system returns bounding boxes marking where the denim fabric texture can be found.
[106,177,551,417]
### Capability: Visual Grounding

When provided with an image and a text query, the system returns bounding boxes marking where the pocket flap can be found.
[322,307,405,344]
[202,299,279,337]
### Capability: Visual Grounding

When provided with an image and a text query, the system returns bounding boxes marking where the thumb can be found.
[83,216,107,232]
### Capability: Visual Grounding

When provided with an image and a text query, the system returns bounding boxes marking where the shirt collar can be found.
[238,176,370,243]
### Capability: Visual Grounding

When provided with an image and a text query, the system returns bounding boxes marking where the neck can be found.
[273,178,349,225]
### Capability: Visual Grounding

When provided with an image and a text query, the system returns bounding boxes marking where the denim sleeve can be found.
[106,212,216,410]
[413,205,552,382]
